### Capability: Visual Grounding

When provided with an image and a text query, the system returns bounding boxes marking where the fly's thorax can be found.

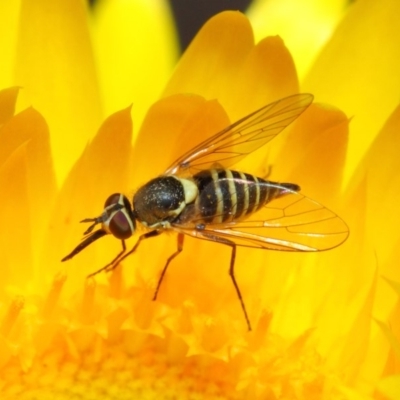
[133,176,198,228]
[102,193,136,239]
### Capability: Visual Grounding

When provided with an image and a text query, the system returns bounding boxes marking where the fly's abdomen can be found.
[192,169,300,224]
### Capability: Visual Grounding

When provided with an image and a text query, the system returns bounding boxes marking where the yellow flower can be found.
[0,2,399,400]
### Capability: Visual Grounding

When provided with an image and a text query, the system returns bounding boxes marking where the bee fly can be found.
[62,94,349,330]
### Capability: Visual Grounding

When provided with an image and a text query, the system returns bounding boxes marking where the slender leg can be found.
[227,243,252,331]
[198,232,252,331]
[87,230,161,279]
[87,240,127,278]
[153,233,184,301]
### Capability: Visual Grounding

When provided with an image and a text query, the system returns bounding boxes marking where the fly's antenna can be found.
[81,216,103,235]
[80,203,124,235]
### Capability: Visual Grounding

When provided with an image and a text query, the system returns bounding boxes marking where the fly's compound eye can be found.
[104,193,136,240]
[104,193,122,208]
[109,209,134,239]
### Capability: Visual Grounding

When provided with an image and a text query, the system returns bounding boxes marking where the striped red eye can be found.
[109,209,133,239]
[104,193,122,208]
[104,193,135,240]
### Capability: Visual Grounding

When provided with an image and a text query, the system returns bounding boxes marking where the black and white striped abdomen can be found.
[190,169,300,224]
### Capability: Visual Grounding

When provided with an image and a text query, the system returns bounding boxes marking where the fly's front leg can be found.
[198,232,252,331]
[87,240,127,278]
[153,233,184,301]
[87,230,161,279]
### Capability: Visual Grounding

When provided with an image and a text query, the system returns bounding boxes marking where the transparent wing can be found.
[165,93,313,175]
[172,188,349,252]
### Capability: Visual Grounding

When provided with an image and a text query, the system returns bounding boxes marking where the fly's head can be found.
[61,193,136,262]
[88,193,136,240]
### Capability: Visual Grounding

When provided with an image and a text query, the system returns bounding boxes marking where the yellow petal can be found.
[132,94,229,185]
[0,143,31,291]
[349,104,400,263]
[374,318,400,371]
[0,297,24,368]
[164,12,253,99]
[0,87,19,124]
[377,375,400,400]
[248,0,348,80]
[164,11,300,120]
[15,0,103,185]
[93,0,178,130]
[0,105,56,291]
[303,0,400,185]
[271,102,348,205]
[0,1,21,89]
[44,107,133,293]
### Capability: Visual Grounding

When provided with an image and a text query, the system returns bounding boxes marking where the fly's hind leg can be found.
[153,233,184,301]
[87,230,161,279]
[198,232,252,331]
[227,242,252,331]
